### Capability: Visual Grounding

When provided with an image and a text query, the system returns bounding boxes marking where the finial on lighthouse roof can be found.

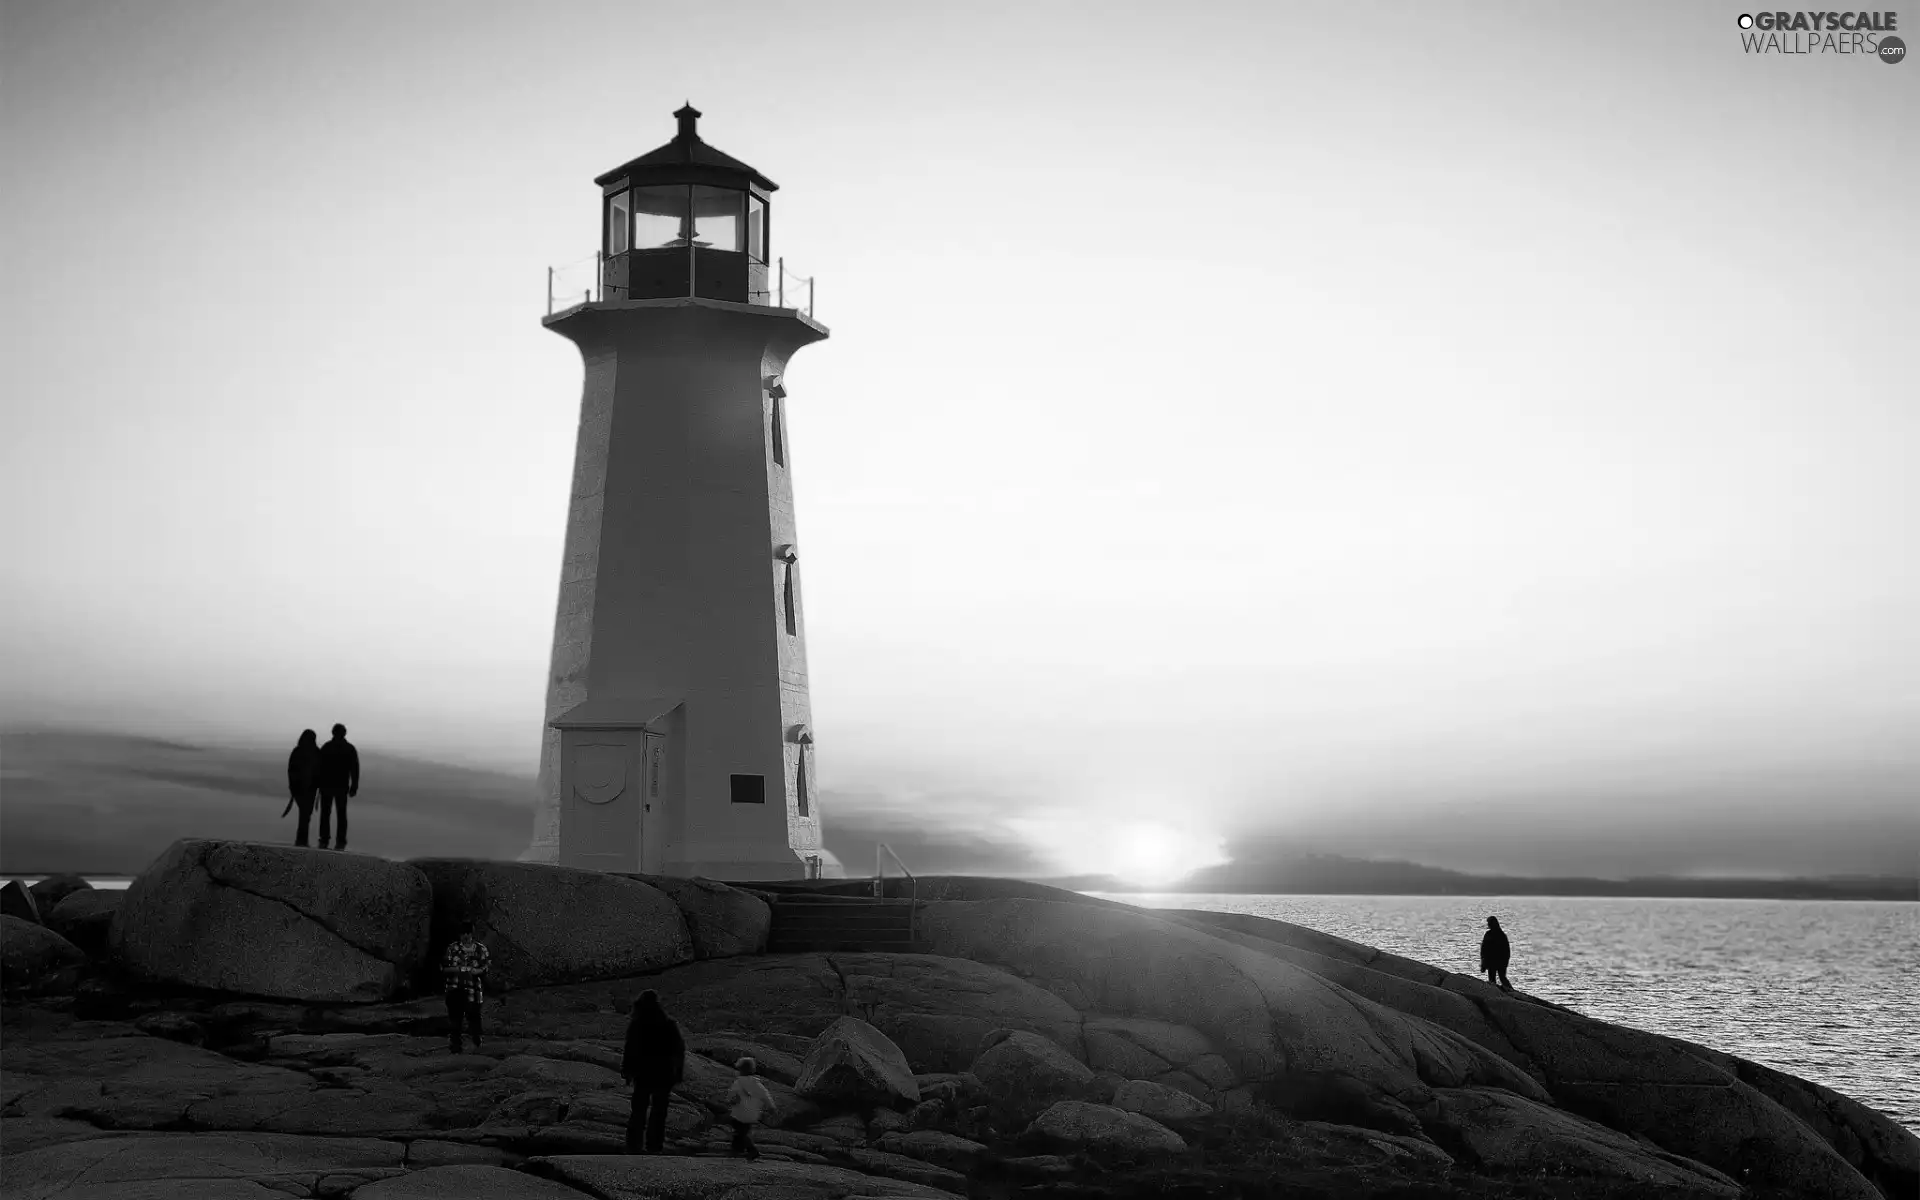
[675,103,702,142]
[595,104,778,192]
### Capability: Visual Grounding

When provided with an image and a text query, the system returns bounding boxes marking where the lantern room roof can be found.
[595,104,779,193]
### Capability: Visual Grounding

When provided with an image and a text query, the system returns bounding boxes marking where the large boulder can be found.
[109,840,433,1003]
[1112,1078,1214,1124]
[1,915,86,990]
[794,1016,921,1109]
[917,899,1542,1110]
[1431,1086,1739,1195]
[1482,994,1895,1200]
[1022,1100,1187,1159]
[2,877,42,923]
[409,858,693,990]
[44,889,124,957]
[1723,1052,1920,1200]
[970,1029,1099,1120]
[1170,912,1542,1081]
[28,873,93,912]
[630,874,771,958]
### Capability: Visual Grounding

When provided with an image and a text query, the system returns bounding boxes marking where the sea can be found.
[1091,892,1920,1135]
[14,878,1916,1133]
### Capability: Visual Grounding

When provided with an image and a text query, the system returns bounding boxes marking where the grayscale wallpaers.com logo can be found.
[1737,11,1905,59]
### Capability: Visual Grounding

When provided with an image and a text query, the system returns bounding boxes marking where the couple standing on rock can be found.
[284,724,360,850]
[622,990,774,1159]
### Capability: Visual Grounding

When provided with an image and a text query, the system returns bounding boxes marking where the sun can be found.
[1101,822,1226,888]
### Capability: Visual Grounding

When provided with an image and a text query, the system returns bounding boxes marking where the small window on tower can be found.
[607,190,630,255]
[783,564,797,636]
[796,748,809,816]
[771,394,785,466]
[747,195,766,263]
[730,774,766,804]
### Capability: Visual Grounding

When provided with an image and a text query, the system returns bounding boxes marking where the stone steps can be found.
[766,896,928,954]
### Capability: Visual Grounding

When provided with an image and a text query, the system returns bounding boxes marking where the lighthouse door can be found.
[558,729,644,873]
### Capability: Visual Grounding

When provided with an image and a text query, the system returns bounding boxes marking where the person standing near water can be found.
[621,989,685,1154]
[1481,915,1512,991]
[283,730,321,847]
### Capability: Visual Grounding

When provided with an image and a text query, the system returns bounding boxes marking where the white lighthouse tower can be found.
[523,105,828,880]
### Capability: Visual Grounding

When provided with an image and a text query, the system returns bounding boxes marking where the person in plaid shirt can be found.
[441,922,492,1053]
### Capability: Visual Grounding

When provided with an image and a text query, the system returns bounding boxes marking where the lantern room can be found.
[596,104,774,305]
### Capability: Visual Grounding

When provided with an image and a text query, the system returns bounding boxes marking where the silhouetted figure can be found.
[314,723,359,851]
[725,1056,774,1160]
[1481,915,1512,991]
[621,989,685,1153]
[440,921,491,1053]
[283,729,321,847]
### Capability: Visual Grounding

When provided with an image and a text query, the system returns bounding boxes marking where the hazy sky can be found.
[4,0,1916,882]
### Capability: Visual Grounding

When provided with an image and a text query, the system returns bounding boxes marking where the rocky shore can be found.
[2,841,1914,1200]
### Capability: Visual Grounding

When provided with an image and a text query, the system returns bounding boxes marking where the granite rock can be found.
[630,874,771,958]
[795,1016,920,1109]
[409,858,693,990]
[43,889,124,958]
[109,840,433,1003]
[27,874,92,913]
[970,1028,1099,1120]
[1022,1100,1187,1159]
[2,916,86,991]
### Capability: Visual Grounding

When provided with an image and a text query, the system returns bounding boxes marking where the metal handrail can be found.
[874,842,917,942]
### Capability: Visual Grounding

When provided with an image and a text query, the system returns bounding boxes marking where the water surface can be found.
[1096,892,1919,1134]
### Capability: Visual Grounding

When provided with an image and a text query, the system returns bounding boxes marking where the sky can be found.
[3,0,1917,883]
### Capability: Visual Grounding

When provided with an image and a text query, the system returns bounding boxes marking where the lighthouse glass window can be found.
[747,195,766,263]
[690,186,743,252]
[606,190,630,255]
[632,185,692,248]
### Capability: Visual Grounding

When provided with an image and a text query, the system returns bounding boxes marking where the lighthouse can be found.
[523,106,828,880]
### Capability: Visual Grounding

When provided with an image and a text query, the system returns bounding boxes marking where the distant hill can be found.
[1172,851,1917,901]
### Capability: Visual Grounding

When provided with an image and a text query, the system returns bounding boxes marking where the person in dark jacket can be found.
[314,723,360,851]
[1480,915,1512,991]
[621,989,685,1153]
[284,729,321,847]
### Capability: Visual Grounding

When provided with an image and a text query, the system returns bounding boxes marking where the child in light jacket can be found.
[725,1057,776,1159]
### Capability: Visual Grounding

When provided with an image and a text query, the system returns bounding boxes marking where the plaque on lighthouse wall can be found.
[571,742,629,805]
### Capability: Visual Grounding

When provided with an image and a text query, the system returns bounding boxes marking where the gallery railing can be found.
[546,252,816,320]
[873,841,918,942]
[546,254,602,315]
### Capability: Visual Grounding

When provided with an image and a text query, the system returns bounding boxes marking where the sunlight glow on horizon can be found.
[1003,814,1231,887]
